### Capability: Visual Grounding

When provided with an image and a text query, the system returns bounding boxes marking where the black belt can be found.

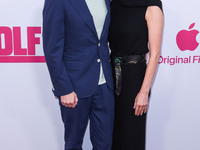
[111,53,146,96]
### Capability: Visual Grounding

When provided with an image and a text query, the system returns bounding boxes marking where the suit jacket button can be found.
[97,59,101,63]
[98,43,101,47]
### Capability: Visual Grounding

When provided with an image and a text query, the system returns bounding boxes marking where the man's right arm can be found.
[43,0,74,97]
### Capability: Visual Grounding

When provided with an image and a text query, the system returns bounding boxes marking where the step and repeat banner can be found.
[0,0,200,150]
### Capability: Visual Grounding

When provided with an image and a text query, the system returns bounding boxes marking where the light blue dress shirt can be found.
[85,0,107,85]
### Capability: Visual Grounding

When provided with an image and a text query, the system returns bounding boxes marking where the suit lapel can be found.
[100,0,110,40]
[68,0,111,40]
[68,0,98,38]
[105,0,110,13]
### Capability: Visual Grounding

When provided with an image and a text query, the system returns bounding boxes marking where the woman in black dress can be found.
[109,0,163,149]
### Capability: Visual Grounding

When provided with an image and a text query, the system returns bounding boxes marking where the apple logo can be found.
[176,23,199,51]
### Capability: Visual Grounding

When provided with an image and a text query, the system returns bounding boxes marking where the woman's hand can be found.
[134,91,149,116]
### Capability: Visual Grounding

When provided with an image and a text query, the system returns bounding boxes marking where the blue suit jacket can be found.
[43,0,113,98]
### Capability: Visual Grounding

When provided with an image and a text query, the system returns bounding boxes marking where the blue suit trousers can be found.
[59,84,115,150]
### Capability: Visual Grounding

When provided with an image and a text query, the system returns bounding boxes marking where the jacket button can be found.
[97,59,101,63]
[98,43,101,47]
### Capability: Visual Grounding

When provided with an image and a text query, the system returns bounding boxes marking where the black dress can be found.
[108,0,162,150]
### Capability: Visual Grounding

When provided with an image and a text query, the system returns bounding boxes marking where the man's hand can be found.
[61,92,78,108]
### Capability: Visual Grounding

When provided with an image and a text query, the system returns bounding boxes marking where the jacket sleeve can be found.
[42,0,74,97]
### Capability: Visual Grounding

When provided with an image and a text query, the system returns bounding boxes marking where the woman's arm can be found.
[134,6,163,116]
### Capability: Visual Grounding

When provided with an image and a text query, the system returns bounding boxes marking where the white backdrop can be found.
[0,0,200,150]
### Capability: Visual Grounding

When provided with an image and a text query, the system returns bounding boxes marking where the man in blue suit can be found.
[43,0,114,149]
